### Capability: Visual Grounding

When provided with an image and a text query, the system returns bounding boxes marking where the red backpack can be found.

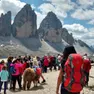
[64,54,86,93]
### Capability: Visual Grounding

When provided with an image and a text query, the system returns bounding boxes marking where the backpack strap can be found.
[61,59,67,83]
[65,55,75,91]
[80,61,86,87]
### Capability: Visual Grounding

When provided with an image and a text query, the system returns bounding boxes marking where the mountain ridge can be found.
[0,4,93,57]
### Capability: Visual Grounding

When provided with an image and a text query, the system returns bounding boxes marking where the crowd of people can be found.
[0,53,63,94]
[0,45,92,94]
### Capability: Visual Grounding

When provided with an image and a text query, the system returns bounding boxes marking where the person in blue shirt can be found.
[0,65,9,94]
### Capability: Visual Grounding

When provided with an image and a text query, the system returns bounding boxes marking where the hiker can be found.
[56,46,85,94]
[0,65,9,94]
[83,54,91,86]
[48,55,53,71]
[43,56,49,73]
[10,59,22,91]
[56,54,62,70]
[6,57,14,89]
[52,56,57,70]
[32,58,46,83]
[6,57,13,80]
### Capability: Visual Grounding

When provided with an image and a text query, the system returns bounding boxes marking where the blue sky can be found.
[0,0,94,45]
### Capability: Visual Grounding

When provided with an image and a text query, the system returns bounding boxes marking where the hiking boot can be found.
[41,80,46,83]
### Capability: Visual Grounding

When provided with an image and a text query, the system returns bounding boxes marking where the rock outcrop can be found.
[12,4,37,38]
[38,12,62,42]
[0,11,11,36]
[62,28,74,45]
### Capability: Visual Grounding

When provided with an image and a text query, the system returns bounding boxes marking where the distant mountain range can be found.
[0,4,93,57]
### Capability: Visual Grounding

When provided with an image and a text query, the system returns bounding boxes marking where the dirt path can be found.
[1,66,94,94]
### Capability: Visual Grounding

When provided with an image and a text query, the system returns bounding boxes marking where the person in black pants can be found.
[12,75,22,91]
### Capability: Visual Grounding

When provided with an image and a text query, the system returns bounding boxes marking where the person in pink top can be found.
[10,59,22,91]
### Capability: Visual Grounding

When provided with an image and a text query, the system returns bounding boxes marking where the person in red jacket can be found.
[56,46,81,94]
[0,60,5,72]
[83,54,91,86]
[43,56,49,73]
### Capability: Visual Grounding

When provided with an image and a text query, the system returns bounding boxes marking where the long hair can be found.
[2,65,7,70]
[63,45,77,60]
[61,45,77,68]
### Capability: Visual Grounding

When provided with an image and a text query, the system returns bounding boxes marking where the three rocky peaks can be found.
[0,4,74,45]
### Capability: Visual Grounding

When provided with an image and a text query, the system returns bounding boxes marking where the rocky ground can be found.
[0,65,93,94]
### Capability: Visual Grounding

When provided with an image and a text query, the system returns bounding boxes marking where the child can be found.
[0,65,9,94]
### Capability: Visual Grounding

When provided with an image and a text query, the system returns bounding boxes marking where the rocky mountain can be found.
[90,46,94,51]
[38,12,62,43]
[0,4,93,57]
[61,28,74,45]
[0,11,11,36]
[12,4,37,38]
[74,39,93,55]
[38,12,74,45]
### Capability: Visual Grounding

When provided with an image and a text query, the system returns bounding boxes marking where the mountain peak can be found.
[47,11,56,17]
[12,4,37,38]
[23,4,32,10]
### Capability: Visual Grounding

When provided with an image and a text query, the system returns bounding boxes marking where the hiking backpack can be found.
[10,65,16,74]
[64,54,86,93]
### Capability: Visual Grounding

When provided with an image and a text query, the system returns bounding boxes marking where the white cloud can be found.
[0,0,26,16]
[63,23,88,34]
[71,0,94,22]
[35,11,46,29]
[82,28,94,45]
[39,0,75,18]
[11,20,13,24]
[71,8,94,20]
[86,28,94,39]
[63,24,94,45]
[38,0,76,27]
[46,0,75,11]
[38,3,64,26]
[88,19,94,25]
[31,4,36,9]
[77,0,94,8]
[38,3,55,15]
